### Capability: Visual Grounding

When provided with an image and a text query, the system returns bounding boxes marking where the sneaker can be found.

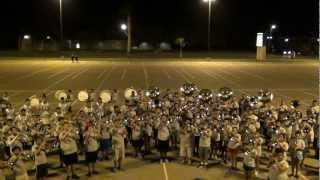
[86,173,92,177]
[160,159,163,164]
[111,168,117,173]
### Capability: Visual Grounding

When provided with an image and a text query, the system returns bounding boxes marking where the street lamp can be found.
[23,35,30,40]
[203,0,216,51]
[121,24,128,31]
[267,24,277,53]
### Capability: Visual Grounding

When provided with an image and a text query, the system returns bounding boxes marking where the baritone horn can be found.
[100,90,111,103]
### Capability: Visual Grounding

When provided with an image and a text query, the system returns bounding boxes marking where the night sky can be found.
[0,0,318,50]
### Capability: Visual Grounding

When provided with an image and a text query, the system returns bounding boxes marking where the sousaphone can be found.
[100,90,111,103]
[78,90,89,102]
[124,88,138,100]
[55,90,67,101]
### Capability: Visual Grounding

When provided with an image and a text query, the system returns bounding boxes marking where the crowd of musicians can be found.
[0,85,318,180]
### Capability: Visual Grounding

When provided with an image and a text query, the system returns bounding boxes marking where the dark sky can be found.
[0,0,318,49]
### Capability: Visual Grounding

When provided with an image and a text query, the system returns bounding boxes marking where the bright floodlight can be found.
[76,43,80,49]
[284,38,289,42]
[24,35,30,40]
[203,0,216,2]
[46,36,51,40]
[271,24,277,30]
[121,24,127,31]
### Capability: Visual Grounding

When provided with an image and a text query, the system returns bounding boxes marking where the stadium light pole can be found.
[203,0,216,51]
[59,0,64,44]
[267,24,277,53]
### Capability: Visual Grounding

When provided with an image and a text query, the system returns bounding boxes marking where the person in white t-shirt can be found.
[84,125,100,177]
[179,124,192,164]
[198,123,212,168]
[131,121,143,158]
[111,121,127,172]
[157,120,170,163]
[268,149,289,180]
[100,122,112,160]
[243,143,257,180]
[31,136,48,180]
[59,123,79,180]
[289,131,305,178]
[227,128,241,170]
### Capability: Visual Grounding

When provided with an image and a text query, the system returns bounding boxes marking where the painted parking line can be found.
[71,68,90,80]
[142,62,149,88]
[121,69,127,80]
[96,63,115,90]
[97,69,107,79]
[174,69,191,83]
[48,68,71,79]
[162,69,171,79]
[162,163,169,180]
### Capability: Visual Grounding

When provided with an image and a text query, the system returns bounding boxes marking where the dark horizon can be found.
[0,0,318,50]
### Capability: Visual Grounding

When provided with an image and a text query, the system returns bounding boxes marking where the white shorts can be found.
[113,147,125,161]
[180,145,192,158]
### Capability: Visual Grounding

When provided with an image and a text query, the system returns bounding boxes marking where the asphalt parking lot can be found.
[0,58,318,109]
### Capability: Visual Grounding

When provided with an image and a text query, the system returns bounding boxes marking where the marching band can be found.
[0,84,318,180]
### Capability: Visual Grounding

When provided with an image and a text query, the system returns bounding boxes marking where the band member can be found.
[198,123,212,168]
[179,123,192,164]
[131,120,143,158]
[227,127,241,170]
[31,136,48,180]
[289,131,306,178]
[100,121,112,160]
[59,123,79,180]
[111,120,127,172]
[243,143,257,180]
[157,117,170,163]
[8,146,29,180]
[268,149,289,180]
[84,125,100,177]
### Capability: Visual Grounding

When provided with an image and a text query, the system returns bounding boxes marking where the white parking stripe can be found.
[162,69,171,79]
[71,68,89,80]
[174,69,191,83]
[97,69,107,79]
[48,68,71,79]
[121,69,127,80]
[142,62,149,88]
[162,163,169,180]
[294,90,318,98]
[96,64,115,90]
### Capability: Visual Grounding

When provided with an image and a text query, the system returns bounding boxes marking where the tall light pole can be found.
[203,0,216,51]
[59,0,64,44]
[120,15,132,56]
[267,24,277,53]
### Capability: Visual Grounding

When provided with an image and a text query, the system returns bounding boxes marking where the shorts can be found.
[199,147,210,161]
[158,140,169,152]
[63,153,78,165]
[100,139,112,150]
[113,147,125,161]
[180,145,192,158]
[85,151,98,163]
[36,164,48,178]
[132,139,143,148]
[227,148,239,156]
[243,164,255,172]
